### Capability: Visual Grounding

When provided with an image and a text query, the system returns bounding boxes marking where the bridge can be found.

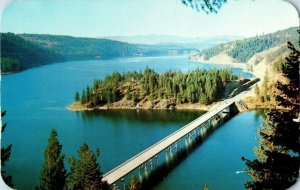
[102,80,258,188]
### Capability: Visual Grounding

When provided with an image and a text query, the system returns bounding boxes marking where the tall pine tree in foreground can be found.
[243,41,300,189]
[68,143,108,190]
[37,129,66,190]
[1,111,13,187]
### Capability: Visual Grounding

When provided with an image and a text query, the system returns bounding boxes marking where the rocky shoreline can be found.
[67,99,216,112]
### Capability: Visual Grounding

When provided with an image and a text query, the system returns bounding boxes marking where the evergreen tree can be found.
[77,69,237,107]
[1,111,13,188]
[199,93,208,105]
[128,175,140,190]
[68,143,108,190]
[132,91,138,104]
[242,41,300,189]
[81,89,86,104]
[37,129,66,190]
[86,86,91,102]
[75,91,80,102]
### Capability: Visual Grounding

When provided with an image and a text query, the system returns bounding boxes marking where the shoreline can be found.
[189,54,257,78]
[1,71,16,75]
[67,56,262,113]
[66,102,215,112]
[191,58,246,70]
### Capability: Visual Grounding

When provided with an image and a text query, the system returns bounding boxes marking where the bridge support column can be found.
[138,165,141,175]
[121,178,125,190]
[155,155,158,169]
[112,183,117,190]
[149,159,153,170]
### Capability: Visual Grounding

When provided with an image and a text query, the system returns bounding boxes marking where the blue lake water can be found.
[1,56,259,189]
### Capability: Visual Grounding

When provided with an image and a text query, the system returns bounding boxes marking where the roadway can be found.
[102,87,253,185]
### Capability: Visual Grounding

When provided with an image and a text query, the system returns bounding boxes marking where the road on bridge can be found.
[102,82,256,185]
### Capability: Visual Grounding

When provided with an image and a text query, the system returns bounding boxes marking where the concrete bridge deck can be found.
[102,90,249,185]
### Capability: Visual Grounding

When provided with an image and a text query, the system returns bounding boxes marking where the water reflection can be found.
[80,109,206,126]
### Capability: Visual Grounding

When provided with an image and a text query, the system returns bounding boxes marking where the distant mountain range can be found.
[102,35,243,50]
[102,34,243,45]
[1,28,296,74]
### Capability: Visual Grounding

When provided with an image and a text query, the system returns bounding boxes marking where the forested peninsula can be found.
[68,68,249,111]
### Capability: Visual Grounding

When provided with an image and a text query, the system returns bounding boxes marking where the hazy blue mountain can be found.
[102,34,243,45]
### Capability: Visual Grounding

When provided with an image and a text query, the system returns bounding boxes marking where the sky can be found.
[1,0,299,38]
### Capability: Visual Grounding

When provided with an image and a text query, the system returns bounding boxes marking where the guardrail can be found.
[103,101,234,180]
[103,77,260,184]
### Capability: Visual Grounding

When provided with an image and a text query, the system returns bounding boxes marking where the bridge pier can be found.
[155,155,158,169]
[138,165,141,175]
[121,178,125,190]
[112,183,118,190]
[102,98,245,187]
[149,159,153,170]
[175,141,178,152]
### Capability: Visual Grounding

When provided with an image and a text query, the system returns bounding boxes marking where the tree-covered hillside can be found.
[198,27,299,62]
[1,33,64,73]
[20,34,197,60]
[1,33,197,73]
[19,34,142,60]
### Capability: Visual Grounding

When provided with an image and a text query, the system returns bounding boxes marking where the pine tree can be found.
[132,91,138,104]
[75,91,80,102]
[81,89,86,104]
[76,69,236,108]
[67,143,108,190]
[86,86,91,102]
[242,42,300,189]
[37,129,66,190]
[1,111,13,188]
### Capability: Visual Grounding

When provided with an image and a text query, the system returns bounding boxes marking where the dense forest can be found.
[20,34,198,59]
[1,33,64,73]
[19,34,143,60]
[1,33,196,73]
[199,27,299,62]
[74,68,238,108]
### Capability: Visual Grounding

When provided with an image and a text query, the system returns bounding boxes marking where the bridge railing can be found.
[103,101,233,180]
[103,78,260,184]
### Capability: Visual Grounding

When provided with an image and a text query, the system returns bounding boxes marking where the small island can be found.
[68,68,251,111]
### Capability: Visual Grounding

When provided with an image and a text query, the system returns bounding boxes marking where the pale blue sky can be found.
[1,0,299,38]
